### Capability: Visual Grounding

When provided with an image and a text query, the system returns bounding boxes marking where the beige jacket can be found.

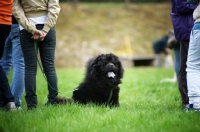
[13,0,61,34]
[193,4,200,23]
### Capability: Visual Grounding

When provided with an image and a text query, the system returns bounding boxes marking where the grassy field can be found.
[1,67,199,132]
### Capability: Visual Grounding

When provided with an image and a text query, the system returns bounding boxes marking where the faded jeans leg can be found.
[187,30,200,105]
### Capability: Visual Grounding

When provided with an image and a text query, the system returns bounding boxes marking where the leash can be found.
[107,88,114,105]
[34,40,75,94]
[98,84,114,105]
[34,40,114,101]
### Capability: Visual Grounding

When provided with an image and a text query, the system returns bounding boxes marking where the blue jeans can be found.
[0,24,14,106]
[186,29,200,105]
[20,24,58,109]
[0,24,25,107]
[173,45,180,81]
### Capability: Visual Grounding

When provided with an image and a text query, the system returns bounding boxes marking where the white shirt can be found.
[19,15,47,30]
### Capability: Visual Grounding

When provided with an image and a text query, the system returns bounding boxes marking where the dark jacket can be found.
[153,35,169,54]
[12,15,18,24]
[170,0,197,41]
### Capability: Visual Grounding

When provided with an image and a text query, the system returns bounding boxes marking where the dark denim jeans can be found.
[179,41,189,108]
[20,25,58,108]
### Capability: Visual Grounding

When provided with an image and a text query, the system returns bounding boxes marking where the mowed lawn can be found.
[0,67,199,132]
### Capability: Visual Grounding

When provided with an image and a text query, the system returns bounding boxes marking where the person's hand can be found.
[31,30,47,41]
[41,30,47,40]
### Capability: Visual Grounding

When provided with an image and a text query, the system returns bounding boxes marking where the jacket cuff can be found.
[31,29,36,35]
[42,25,51,33]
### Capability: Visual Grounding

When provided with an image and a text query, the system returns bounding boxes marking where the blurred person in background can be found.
[161,30,180,83]
[152,34,174,68]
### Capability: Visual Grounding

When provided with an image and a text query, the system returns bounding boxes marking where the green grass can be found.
[1,67,200,132]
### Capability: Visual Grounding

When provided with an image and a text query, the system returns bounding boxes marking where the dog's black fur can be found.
[72,53,124,107]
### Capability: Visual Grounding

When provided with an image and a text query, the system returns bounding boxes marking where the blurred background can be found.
[55,0,172,68]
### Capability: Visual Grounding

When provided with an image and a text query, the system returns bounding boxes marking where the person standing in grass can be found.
[0,15,24,109]
[0,0,17,111]
[13,0,66,110]
[186,0,200,112]
[160,30,180,83]
[170,0,197,111]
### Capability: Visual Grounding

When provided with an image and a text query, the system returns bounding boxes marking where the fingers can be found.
[32,30,47,41]
[40,31,47,41]
[31,34,40,40]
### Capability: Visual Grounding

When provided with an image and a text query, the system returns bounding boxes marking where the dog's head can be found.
[85,53,124,87]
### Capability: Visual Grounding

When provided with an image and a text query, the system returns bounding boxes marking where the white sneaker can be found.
[6,102,16,112]
[16,106,22,110]
[183,104,200,113]
[193,103,200,109]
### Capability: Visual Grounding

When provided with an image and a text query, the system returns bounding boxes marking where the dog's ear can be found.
[85,63,100,83]
[111,54,124,79]
[90,58,100,80]
[85,56,100,80]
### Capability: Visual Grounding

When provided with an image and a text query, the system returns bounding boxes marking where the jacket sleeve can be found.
[12,0,36,34]
[176,0,197,15]
[42,0,61,33]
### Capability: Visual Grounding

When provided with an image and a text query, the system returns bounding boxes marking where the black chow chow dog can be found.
[72,53,124,107]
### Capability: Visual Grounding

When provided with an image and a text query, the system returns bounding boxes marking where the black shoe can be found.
[182,104,189,112]
[56,96,67,104]
[45,96,73,106]
[27,106,37,110]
